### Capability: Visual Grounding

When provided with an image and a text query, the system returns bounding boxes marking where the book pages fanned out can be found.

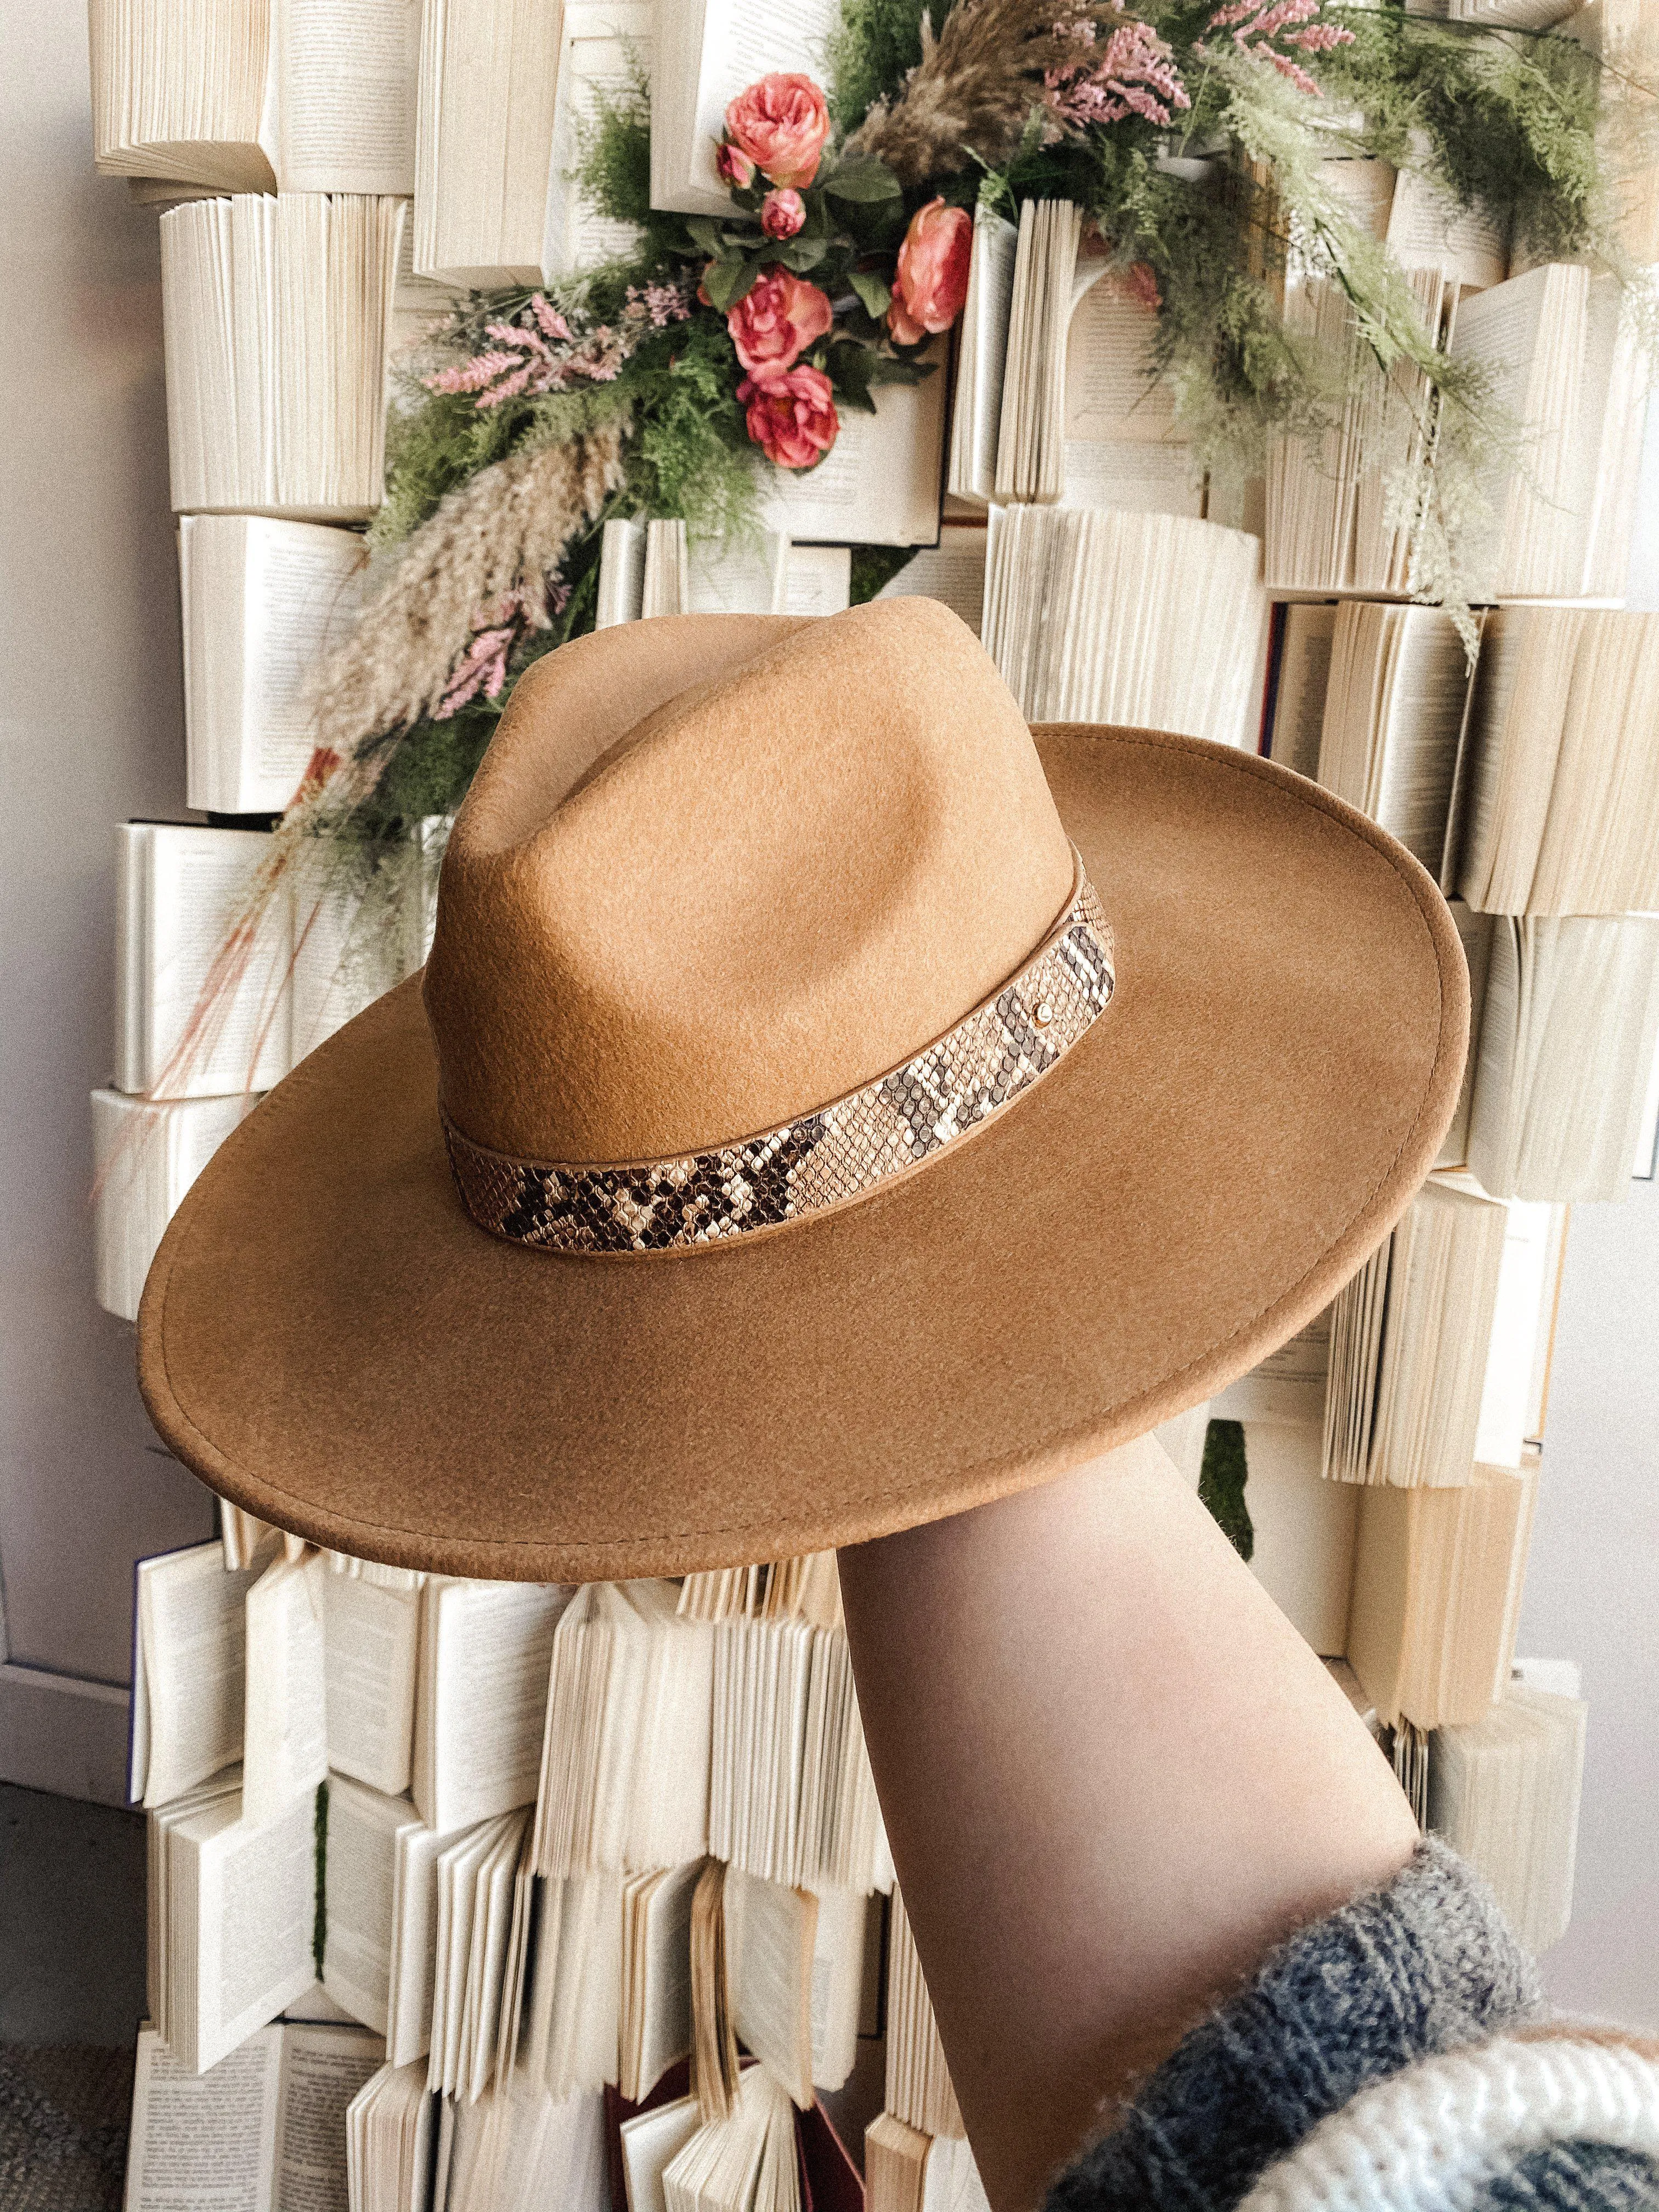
[1323,1180,1510,1489]
[91,0,418,195]
[1429,1685,1587,1952]
[90,0,275,193]
[983,504,1267,750]
[1266,265,1448,595]
[1265,603,1339,781]
[1345,1458,1538,1729]
[1315,602,1472,873]
[661,2062,801,2212]
[884,1888,964,2141]
[1447,266,1644,602]
[1451,608,1659,917]
[532,1579,714,1878]
[415,0,562,285]
[865,2113,993,2212]
[1466,915,1659,1201]
[347,2057,434,2212]
[161,194,404,519]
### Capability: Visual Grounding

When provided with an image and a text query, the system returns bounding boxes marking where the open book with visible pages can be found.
[125,2020,384,2212]
[968,198,1198,516]
[1463,915,1659,1201]
[620,522,854,622]
[180,515,365,816]
[116,824,289,1099]
[114,817,447,1104]
[983,504,1267,750]
[648,0,842,217]
[1429,1683,1587,1953]
[415,0,653,287]
[1444,607,1659,916]
[90,0,418,197]
[161,194,404,520]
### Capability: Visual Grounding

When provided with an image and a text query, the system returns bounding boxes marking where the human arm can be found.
[837,1433,1421,2211]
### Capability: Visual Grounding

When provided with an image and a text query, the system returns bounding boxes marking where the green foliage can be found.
[1317,11,1603,267]
[1199,1419,1255,1563]
[575,66,654,226]
[320,0,1633,855]
[826,0,939,134]
[850,545,917,601]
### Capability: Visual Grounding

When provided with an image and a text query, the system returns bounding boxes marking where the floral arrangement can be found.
[162,0,1649,1090]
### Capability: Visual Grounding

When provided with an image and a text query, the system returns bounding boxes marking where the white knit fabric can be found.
[1238,2038,1659,2212]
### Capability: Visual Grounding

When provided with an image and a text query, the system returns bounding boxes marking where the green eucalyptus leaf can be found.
[684,216,726,254]
[824,154,903,204]
[776,235,830,271]
[848,267,892,319]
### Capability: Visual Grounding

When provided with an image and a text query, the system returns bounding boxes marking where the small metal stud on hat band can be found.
[1035,1000,1054,1026]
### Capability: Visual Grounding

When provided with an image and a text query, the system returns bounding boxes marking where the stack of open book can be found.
[125,1532,892,2212]
[1266,602,1659,1204]
[1193,1164,1586,1949]
[94,815,446,1322]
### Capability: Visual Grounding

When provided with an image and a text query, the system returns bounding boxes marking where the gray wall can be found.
[1523,1178,1659,2029]
[0,0,211,1713]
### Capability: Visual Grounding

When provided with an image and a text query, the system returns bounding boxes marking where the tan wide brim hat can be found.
[139,603,1466,1582]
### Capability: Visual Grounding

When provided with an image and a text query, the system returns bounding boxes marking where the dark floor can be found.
[0,1784,146,2047]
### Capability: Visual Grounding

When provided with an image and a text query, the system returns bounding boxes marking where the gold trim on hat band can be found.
[441,860,1115,1255]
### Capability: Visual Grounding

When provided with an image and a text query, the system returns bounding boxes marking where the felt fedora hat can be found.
[138,597,1466,1582]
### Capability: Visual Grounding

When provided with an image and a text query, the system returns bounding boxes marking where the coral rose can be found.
[727,266,832,375]
[724,73,830,189]
[760,188,806,240]
[715,140,756,190]
[887,198,972,346]
[738,365,839,469]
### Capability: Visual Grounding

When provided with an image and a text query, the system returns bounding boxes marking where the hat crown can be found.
[422,599,1077,1164]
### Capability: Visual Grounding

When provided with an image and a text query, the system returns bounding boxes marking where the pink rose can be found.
[760,188,806,240]
[887,198,973,346]
[715,140,755,190]
[724,72,831,189]
[726,266,832,375]
[738,365,839,469]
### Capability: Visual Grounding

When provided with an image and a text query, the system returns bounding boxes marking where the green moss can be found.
[1199,1419,1255,1563]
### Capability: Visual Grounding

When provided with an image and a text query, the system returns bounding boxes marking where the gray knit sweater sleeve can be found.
[1042,1838,1659,2212]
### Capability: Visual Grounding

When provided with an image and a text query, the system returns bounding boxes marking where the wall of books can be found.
[85,0,1658,2207]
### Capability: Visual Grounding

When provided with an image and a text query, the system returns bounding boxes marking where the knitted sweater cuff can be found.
[1042,1837,1543,2212]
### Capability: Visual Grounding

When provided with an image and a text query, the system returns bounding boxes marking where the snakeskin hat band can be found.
[439,856,1115,1254]
[139,600,1468,1582]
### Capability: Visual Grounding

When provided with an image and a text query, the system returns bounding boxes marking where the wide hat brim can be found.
[139,723,1466,1581]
